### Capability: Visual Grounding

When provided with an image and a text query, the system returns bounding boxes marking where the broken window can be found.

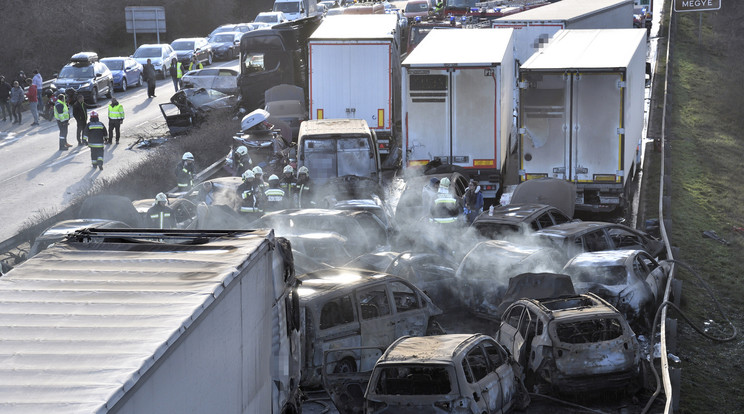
[320,295,355,330]
[536,213,553,230]
[483,341,506,371]
[608,228,643,249]
[465,346,489,382]
[390,281,421,313]
[358,286,391,319]
[555,317,624,344]
[583,230,610,252]
[505,305,523,329]
[374,365,453,395]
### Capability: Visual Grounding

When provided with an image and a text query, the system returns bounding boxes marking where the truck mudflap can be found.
[321,346,386,414]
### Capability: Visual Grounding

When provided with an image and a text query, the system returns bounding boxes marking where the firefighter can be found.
[54,92,72,151]
[430,177,463,224]
[237,169,263,220]
[175,152,195,190]
[107,97,125,144]
[147,192,177,229]
[296,166,315,209]
[253,166,268,192]
[264,174,287,212]
[279,164,297,205]
[82,111,107,170]
[233,145,252,176]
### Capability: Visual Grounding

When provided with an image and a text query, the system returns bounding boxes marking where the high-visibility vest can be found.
[188,61,203,71]
[432,194,459,224]
[108,104,124,120]
[54,101,69,122]
[150,210,172,229]
[176,62,184,78]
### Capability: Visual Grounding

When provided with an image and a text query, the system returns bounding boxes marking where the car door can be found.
[123,59,136,84]
[497,305,525,362]
[94,63,107,93]
[636,251,667,303]
[483,339,519,412]
[356,283,397,368]
[462,344,496,413]
[389,280,429,338]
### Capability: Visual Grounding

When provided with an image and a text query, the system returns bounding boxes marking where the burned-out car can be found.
[562,249,671,331]
[159,88,238,136]
[297,268,443,387]
[364,334,528,413]
[495,293,641,394]
[471,203,574,239]
[456,240,566,318]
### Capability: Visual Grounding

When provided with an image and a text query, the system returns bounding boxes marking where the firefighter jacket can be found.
[83,121,107,147]
[264,186,287,212]
[175,160,195,189]
[297,179,315,209]
[431,190,462,224]
[147,203,177,229]
[237,181,263,214]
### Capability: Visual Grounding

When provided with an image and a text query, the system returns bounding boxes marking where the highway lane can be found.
[0,60,237,242]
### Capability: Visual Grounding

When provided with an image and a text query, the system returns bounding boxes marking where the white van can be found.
[272,0,318,20]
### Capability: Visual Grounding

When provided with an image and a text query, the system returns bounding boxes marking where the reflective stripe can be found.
[435,197,457,205]
[150,212,171,229]
[433,217,457,223]
[108,104,125,119]
[265,189,285,196]
[89,144,104,148]
[54,102,69,121]
[176,62,183,78]
[240,207,261,213]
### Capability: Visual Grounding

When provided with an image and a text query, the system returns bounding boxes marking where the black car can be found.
[171,37,213,66]
[53,52,114,105]
[207,32,242,60]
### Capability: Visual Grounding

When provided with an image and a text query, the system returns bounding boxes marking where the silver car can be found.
[181,67,239,95]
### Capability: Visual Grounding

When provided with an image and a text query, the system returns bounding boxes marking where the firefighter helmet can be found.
[298,166,309,175]
[283,165,294,174]
[268,174,279,182]
[155,192,168,203]
[252,166,263,175]
[236,146,248,156]
[182,152,194,161]
[242,170,255,180]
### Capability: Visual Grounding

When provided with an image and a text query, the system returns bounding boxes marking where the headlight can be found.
[81,82,91,88]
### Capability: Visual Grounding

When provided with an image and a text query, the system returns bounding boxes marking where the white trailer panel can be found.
[402,28,515,198]
[493,0,634,63]
[0,230,280,413]
[519,29,647,212]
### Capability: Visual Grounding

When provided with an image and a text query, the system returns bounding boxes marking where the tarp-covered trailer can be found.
[518,29,647,213]
[0,229,301,414]
[402,28,516,200]
[493,0,635,64]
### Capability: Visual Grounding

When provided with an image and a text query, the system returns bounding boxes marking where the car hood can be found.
[170,88,236,110]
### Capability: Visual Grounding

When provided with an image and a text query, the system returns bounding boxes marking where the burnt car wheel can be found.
[333,357,356,374]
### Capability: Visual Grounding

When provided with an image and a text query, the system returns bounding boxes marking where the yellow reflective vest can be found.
[54,101,70,122]
[108,103,124,120]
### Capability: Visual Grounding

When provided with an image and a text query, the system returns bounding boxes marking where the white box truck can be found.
[308,14,401,166]
[401,28,516,200]
[0,229,301,414]
[493,0,635,64]
[518,29,647,213]
[273,0,319,21]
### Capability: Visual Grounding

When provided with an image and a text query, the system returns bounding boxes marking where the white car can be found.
[131,44,177,79]
[181,67,239,95]
[254,11,289,26]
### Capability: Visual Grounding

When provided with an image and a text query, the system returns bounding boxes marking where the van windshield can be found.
[373,364,453,395]
[274,2,300,13]
[303,136,372,182]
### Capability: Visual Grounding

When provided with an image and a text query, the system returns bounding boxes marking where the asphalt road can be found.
[0,60,236,242]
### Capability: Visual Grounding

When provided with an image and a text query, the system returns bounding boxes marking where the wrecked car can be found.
[132,197,199,229]
[500,177,577,218]
[495,293,641,395]
[492,272,577,317]
[181,67,239,95]
[224,109,294,177]
[159,88,238,136]
[297,268,442,388]
[344,251,459,311]
[364,334,528,413]
[562,249,671,331]
[456,240,566,318]
[471,203,574,239]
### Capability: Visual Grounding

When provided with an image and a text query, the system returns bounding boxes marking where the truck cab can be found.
[297,119,381,186]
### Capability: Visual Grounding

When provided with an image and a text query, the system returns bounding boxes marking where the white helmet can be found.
[298,166,309,175]
[268,174,280,182]
[440,177,451,188]
[182,152,194,161]
[242,170,256,180]
[155,192,168,203]
[252,166,263,175]
[236,146,248,156]
[283,165,294,174]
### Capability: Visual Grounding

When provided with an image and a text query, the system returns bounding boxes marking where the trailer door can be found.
[452,68,498,169]
[520,72,569,180]
[406,71,450,165]
[571,72,623,183]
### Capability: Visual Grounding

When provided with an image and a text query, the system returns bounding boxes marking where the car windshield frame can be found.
[101,59,124,70]
[58,65,94,79]
[211,34,236,43]
[133,47,161,58]
[171,41,196,51]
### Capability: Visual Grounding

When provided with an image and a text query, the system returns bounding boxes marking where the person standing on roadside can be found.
[25,79,39,126]
[0,76,11,122]
[170,59,181,92]
[143,59,157,98]
[188,55,203,72]
[107,98,124,144]
[72,95,87,145]
[32,70,43,111]
[54,93,73,150]
[9,80,24,124]
[82,111,107,170]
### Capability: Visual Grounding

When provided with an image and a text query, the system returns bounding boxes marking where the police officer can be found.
[147,192,177,229]
[296,166,315,209]
[82,111,107,170]
[107,98,125,144]
[264,174,287,212]
[430,177,463,224]
[280,165,297,204]
[54,93,72,151]
[237,170,264,221]
[175,152,195,190]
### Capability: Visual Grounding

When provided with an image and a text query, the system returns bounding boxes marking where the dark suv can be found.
[171,37,213,66]
[53,52,113,105]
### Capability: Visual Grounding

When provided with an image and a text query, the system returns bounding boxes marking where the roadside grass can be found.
[667,7,744,413]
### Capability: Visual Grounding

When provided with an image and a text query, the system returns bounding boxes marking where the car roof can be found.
[172,37,205,42]
[517,293,621,320]
[100,57,132,61]
[566,249,645,267]
[473,203,559,225]
[535,221,622,237]
[297,268,404,302]
[379,334,486,364]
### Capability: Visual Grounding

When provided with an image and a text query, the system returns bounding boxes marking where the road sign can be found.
[125,6,166,47]
[674,0,721,12]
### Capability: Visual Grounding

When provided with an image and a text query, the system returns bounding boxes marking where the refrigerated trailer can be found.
[402,28,516,200]
[493,0,634,64]
[0,229,301,414]
[308,14,401,165]
[518,29,647,213]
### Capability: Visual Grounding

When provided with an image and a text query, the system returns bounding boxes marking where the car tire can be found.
[229,49,235,60]
[121,78,127,92]
[207,53,213,66]
[90,87,98,105]
[105,82,113,98]
[137,73,144,87]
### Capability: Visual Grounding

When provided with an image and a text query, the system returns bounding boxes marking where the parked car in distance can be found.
[208,22,268,38]
[562,249,671,331]
[181,67,239,95]
[534,221,666,261]
[404,0,430,19]
[53,52,114,105]
[297,267,443,387]
[171,37,213,66]
[364,334,527,413]
[470,203,574,239]
[131,43,177,79]
[496,293,641,394]
[254,11,290,26]
[208,32,242,60]
[100,57,143,91]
